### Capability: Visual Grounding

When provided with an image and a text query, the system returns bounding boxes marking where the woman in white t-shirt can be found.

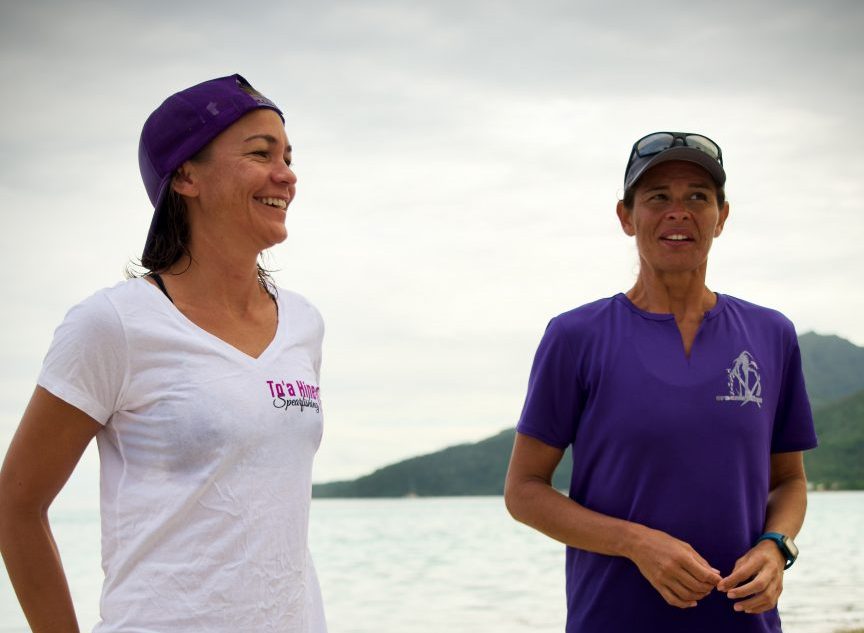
[0,75,328,632]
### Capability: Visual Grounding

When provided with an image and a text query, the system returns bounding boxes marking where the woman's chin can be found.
[262,226,289,249]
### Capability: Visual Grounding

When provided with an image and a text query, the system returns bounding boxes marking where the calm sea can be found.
[2,472,862,632]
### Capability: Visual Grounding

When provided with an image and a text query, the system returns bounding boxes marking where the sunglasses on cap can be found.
[626,132,723,173]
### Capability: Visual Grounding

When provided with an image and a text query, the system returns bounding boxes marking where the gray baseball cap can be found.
[624,132,725,191]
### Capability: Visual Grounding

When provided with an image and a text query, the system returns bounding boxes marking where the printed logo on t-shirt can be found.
[715,350,763,407]
[266,379,321,413]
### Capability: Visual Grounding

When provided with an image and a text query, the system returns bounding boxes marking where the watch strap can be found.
[757,532,795,569]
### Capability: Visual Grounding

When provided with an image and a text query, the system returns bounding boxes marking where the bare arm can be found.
[718,451,808,613]
[504,432,721,608]
[0,386,102,633]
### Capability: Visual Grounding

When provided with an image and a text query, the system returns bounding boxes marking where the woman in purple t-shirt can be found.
[505,132,817,633]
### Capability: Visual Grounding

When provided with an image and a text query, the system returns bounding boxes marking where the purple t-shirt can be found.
[516,293,818,633]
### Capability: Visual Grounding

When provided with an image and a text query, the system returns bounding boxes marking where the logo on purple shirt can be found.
[716,350,763,407]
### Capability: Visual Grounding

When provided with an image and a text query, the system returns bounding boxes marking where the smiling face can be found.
[616,160,729,277]
[173,108,296,254]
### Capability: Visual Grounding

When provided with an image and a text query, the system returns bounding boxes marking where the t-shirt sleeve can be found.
[279,288,324,380]
[516,318,584,449]
[37,292,128,425]
[771,330,818,453]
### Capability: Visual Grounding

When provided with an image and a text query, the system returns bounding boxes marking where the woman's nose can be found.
[664,199,691,220]
[274,162,297,185]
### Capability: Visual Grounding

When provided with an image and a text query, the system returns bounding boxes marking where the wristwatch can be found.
[757,532,799,569]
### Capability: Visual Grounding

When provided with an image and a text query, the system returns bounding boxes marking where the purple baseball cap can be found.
[138,73,284,260]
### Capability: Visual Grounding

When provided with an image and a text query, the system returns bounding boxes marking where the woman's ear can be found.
[616,200,636,236]
[171,163,199,198]
[715,200,730,237]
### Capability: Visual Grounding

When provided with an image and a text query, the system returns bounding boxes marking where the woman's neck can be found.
[162,246,268,317]
[626,268,716,320]
[626,268,717,358]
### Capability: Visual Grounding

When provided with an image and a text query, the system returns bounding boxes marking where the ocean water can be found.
[2,485,863,632]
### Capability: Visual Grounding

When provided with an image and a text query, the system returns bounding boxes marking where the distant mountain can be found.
[804,387,864,489]
[314,428,570,497]
[798,331,864,409]
[314,429,519,497]
[314,333,864,497]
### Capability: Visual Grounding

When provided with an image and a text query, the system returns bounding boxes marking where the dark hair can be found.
[621,183,726,210]
[127,181,274,290]
[140,189,192,273]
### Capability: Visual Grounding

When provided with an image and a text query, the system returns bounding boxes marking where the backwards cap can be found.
[138,74,283,260]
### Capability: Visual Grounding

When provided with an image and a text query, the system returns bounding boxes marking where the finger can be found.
[660,585,698,609]
[668,579,711,603]
[650,557,716,597]
[719,557,757,592]
[689,551,722,578]
[680,554,722,586]
[733,593,774,614]
[727,562,782,600]
[677,576,716,597]
[726,574,767,600]
[729,575,780,612]
[684,565,722,587]
[653,576,702,608]
[680,565,721,593]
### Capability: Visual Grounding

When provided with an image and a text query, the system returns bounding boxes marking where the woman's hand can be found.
[716,451,808,614]
[628,527,722,609]
[506,433,723,610]
[718,539,786,613]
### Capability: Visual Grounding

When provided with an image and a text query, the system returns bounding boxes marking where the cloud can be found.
[0,0,862,481]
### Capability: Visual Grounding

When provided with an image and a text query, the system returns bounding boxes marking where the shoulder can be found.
[54,278,164,341]
[717,294,798,342]
[73,277,156,311]
[719,294,793,324]
[530,296,622,367]
[273,287,325,344]
[60,280,136,329]
[274,287,322,319]
[49,279,157,350]
[553,295,619,326]
[39,281,144,422]
[548,295,623,337]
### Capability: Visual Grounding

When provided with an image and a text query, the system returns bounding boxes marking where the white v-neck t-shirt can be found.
[38,278,327,632]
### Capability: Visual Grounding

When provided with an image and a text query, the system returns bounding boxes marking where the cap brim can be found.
[624,147,726,191]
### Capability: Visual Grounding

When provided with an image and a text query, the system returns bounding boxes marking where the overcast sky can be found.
[1,0,862,483]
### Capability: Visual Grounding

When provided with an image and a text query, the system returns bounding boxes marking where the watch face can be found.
[783,536,799,559]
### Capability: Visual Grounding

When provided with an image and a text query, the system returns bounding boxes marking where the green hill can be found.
[804,387,864,489]
[798,331,864,409]
[314,333,864,497]
[313,428,570,497]
[315,429,517,497]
